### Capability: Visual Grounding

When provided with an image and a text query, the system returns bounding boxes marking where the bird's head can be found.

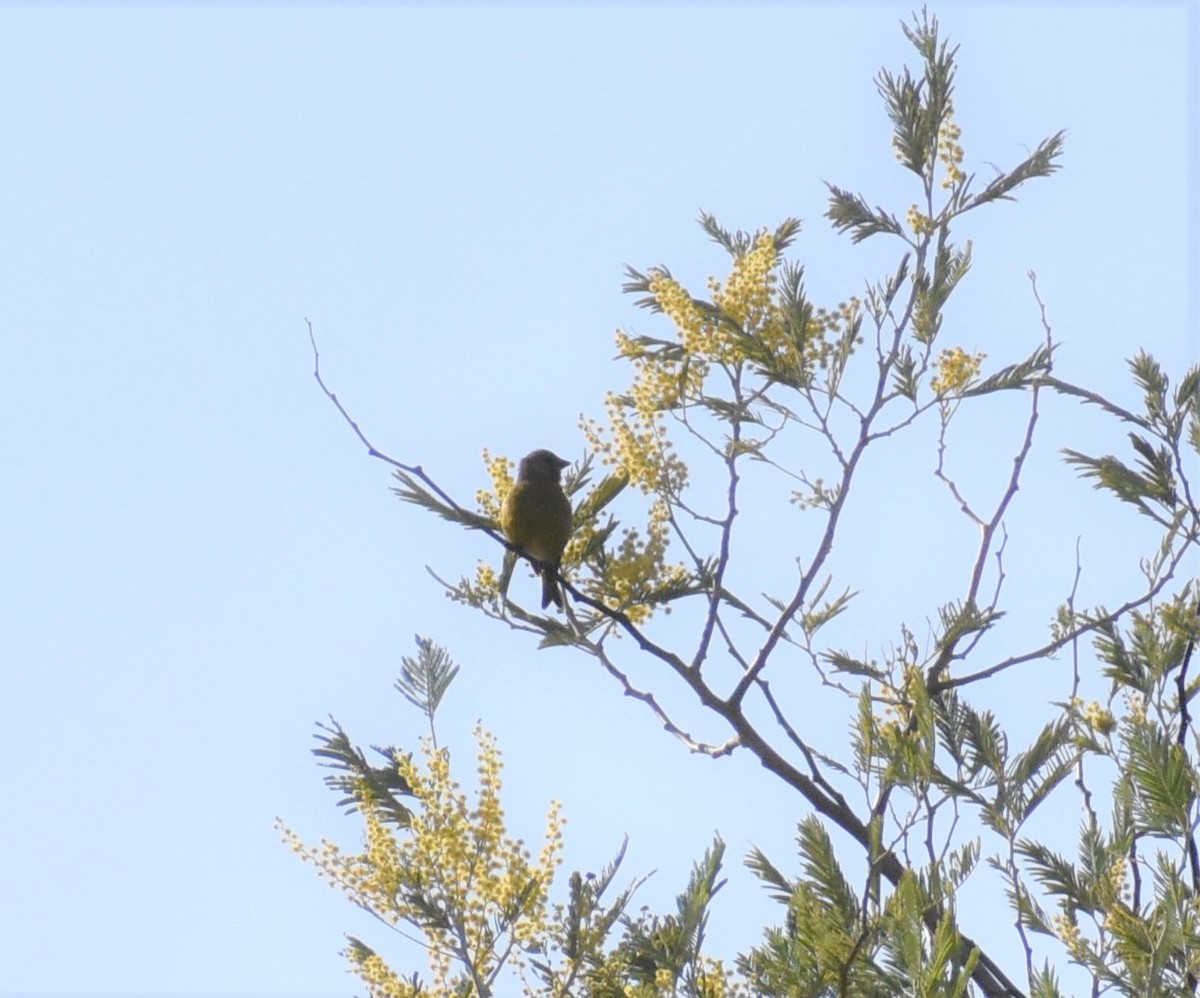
[518,449,570,482]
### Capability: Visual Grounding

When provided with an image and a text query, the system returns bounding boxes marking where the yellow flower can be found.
[711,233,778,334]
[1051,912,1084,956]
[586,226,857,621]
[1082,700,1116,735]
[281,726,565,994]
[906,204,933,236]
[476,449,515,523]
[937,102,967,189]
[930,346,984,394]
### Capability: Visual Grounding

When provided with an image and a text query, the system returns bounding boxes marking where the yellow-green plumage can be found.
[500,449,572,609]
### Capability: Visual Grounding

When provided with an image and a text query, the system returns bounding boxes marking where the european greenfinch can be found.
[500,449,572,609]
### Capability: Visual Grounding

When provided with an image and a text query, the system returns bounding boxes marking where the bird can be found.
[500,449,573,609]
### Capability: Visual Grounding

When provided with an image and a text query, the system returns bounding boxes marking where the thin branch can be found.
[587,640,739,757]
[928,351,1042,687]
[692,369,744,675]
[938,541,1192,692]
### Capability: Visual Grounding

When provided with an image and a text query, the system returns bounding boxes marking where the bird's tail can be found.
[541,565,564,610]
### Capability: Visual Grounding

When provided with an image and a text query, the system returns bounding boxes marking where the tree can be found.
[283,11,1200,997]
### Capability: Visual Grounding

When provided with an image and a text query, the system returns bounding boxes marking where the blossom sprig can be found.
[930,346,985,394]
[906,204,935,236]
[476,449,516,523]
[938,102,966,190]
[279,725,565,995]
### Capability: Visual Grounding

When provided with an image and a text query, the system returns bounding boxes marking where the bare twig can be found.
[587,640,739,758]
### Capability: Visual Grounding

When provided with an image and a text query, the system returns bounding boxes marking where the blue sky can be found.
[2,4,1195,997]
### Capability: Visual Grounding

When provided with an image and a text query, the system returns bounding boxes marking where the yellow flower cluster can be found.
[585,394,689,498]
[588,238,784,504]
[603,498,689,623]
[695,958,753,998]
[1081,699,1117,736]
[938,104,966,189]
[476,449,515,523]
[280,726,565,994]
[475,560,499,592]
[1100,855,1128,907]
[651,272,720,363]
[709,234,778,333]
[1051,911,1084,957]
[584,229,869,619]
[448,560,504,609]
[647,231,781,369]
[906,204,934,236]
[615,330,707,416]
[616,957,750,997]
[930,346,985,394]
[351,949,423,998]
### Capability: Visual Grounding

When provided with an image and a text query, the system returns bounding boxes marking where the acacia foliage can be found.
[292,12,1200,997]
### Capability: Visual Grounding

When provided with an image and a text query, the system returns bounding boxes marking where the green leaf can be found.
[824,649,884,680]
[392,470,495,531]
[1030,960,1066,998]
[560,838,646,970]
[1016,838,1087,909]
[966,130,1066,208]
[802,578,857,635]
[964,706,1009,778]
[394,635,459,719]
[935,599,1003,653]
[744,846,794,905]
[964,342,1054,396]
[824,184,904,242]
[676,838,726,963]
[311,718,415,827]
[1125,723,1193,835]
[796,817,860,930]
[1130,350,1168,423]
[1126,432,1177,508]
[1062,443,1175,518]
[1009,716,1073,788]
[931,238,972,305]
[1009,718,1076,821]
[891,344,920,401]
